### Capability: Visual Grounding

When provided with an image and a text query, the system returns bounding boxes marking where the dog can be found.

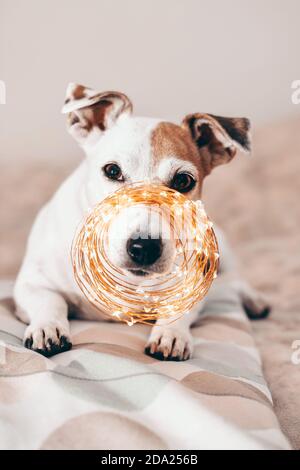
[14,83,269,359]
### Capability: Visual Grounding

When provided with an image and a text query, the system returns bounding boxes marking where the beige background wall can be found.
[0,0,299,162]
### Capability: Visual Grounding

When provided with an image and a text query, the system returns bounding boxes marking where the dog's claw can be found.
[24,336,33,350]
[150,342,158,355]
[59,335,72,352]
[145,348,165,361]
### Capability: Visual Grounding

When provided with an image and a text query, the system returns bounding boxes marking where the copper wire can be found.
[72,183,219,325]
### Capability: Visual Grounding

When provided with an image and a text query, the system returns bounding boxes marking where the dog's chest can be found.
[65,290,113,321]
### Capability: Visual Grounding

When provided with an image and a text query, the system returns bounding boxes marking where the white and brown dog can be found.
[14,84,269,360]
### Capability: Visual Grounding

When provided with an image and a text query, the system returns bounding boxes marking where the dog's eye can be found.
[171,172,196,193]
[103,163,124,181]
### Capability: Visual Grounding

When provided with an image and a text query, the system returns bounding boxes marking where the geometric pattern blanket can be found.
[0,281,290,450]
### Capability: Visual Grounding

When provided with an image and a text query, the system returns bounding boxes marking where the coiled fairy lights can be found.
[72,183,219,325]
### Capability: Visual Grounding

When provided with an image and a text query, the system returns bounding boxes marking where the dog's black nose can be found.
[126,236,162,266]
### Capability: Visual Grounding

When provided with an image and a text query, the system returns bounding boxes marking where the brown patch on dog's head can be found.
[151,122,204,175]
[62,83,132,144]
[150,114,251,190]
[182,113,251,175]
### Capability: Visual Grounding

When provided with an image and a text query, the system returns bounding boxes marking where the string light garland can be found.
[72,182,219,325]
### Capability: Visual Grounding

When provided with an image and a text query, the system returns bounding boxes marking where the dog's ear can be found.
[61,83,132,145]
[182,113,251,174]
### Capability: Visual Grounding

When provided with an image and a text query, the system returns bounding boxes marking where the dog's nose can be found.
[126,236,163,266]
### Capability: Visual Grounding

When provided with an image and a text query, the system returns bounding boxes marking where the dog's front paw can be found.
[145,325,193,361]
[24,322,72,357]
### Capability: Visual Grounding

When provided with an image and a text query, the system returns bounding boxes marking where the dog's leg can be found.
[14,282,71,357]
[145,307,198,361]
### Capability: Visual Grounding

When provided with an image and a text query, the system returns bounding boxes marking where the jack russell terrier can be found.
[14,84,269,360]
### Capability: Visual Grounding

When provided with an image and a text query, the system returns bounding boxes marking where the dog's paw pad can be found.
[24,323,72,357]
[145,327,193,361]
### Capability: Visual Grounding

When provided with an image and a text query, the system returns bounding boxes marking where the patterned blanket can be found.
[0,281,290,450]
